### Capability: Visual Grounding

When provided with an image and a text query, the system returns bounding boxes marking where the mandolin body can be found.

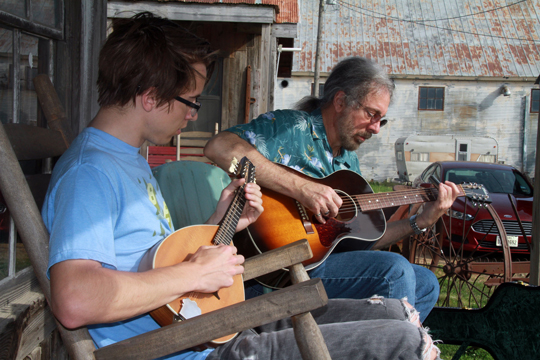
[139,224,244,344]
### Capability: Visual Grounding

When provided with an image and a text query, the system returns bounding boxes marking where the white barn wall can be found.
[274,76,538,181]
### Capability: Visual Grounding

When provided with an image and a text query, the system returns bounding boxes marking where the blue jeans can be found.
[207,298,439,360]
[246,251,439,322]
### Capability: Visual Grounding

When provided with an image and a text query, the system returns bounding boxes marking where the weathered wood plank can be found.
[242,239,312,281]
[288,264,331,360]
[3,124,66,161]
[0,124,96,360]
[272,24,297,38]
[108,2,275,24]
[528,81,540,284]
[15,299,56,360]
[94,278,328,360]
[0,267,57,360]
[33,74,73,146]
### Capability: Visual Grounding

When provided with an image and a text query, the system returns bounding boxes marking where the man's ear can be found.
[140,88,157,112]
[333,91,346,113]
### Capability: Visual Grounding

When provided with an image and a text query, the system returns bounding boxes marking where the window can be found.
[277,38,293,78]
[531,89,540,113]
[0,1,63,281]
[418,87,444,111]
[311,83,324,96]
[411,152,429,162]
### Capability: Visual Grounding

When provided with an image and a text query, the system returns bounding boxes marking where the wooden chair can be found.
[0,82,331,358]
[146,125,218,168]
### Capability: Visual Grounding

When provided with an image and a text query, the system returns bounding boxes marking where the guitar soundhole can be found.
[335,190,357,221]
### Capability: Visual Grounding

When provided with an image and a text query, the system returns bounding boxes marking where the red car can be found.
[414,161,533,254]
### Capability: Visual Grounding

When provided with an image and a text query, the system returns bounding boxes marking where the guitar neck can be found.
[357,185,465,212]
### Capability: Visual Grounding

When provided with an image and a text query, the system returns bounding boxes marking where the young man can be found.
[43,13,441,359]
[205,57,461,322]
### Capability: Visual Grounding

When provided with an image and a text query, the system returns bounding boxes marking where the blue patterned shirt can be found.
[226,109,361,178]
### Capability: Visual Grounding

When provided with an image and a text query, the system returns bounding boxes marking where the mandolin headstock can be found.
[229,156,256,184]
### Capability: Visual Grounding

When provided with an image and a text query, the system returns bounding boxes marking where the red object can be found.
[414,161,533,255]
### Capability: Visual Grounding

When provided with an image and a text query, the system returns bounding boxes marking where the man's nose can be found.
[367,120,381,134]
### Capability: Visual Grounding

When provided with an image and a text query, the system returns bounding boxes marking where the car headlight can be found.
[446,209,474,221]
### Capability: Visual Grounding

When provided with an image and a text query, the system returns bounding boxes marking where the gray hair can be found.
[295,57,394,113]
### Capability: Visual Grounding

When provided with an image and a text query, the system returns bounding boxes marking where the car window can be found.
[444,167,532,195]
[513,171,533,196]
[433,165,441,182]
[421,165,437,183]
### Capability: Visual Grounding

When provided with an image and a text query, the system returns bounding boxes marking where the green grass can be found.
[369,180,396,193]
[369,181,495,359]
[0,242,31,280]
[438,344,493,359]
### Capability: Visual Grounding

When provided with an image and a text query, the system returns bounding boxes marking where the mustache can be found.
[356,131,372,140]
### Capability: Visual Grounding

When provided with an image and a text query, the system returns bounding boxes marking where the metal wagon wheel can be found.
[402,202,514,309]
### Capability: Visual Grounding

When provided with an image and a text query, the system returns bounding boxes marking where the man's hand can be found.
[416,180,461,229]
[297,178,342,224]
[187,244,244,293]
[373,180,460,249]
[207,178,264,231]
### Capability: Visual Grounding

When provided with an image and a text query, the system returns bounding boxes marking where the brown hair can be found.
[97,12,216,108]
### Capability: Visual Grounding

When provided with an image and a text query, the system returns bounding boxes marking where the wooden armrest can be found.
[94,278,328,360]
[243,239,312,281]
[3,123,67,160]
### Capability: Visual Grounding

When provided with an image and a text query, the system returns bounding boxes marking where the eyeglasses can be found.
[175,96,201,117]
[358,104,388,127]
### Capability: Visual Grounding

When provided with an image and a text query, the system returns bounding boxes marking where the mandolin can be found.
[243,164,490,271]
[138,156,255,344]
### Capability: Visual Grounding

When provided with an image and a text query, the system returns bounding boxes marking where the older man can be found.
[205,57,460,322]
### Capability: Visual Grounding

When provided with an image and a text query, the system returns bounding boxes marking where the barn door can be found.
[183,58,222,134]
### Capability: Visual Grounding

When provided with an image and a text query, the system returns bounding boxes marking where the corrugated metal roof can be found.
[294,0,540,78]
[160,0,298,23]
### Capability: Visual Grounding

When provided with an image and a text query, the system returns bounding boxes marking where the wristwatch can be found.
[409,214,427,235]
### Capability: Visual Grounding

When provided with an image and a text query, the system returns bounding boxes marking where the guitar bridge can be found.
[296,201,314,234]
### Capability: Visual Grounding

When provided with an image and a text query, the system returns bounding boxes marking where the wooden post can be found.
[313,0,325,97]
[33,74,73,147]
[0,123,96,359]
[530,76,540,285]
[289,263,332,360]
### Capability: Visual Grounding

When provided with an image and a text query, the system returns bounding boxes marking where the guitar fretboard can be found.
[214,189,247,245]
[356,186,464,212]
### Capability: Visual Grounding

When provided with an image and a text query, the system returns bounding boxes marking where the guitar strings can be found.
[330,187,440,215]
[322,184,470,216]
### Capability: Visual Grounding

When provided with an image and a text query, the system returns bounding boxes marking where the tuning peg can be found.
[228,157,238,173]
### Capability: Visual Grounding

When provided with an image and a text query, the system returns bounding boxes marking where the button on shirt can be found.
[226,109,362,178]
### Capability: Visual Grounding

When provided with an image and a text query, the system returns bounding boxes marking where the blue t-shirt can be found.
[226,109,362,177]
[42,127,212,360]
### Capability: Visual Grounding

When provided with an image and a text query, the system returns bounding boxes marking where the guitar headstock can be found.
[459,182,492,207]
[229,156,256,184]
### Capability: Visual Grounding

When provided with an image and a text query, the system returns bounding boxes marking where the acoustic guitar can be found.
[138,157,255,344]
[243,165,490,271]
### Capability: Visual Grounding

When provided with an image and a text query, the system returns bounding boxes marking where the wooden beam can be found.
[94,279,327,360]
[108,1,275,24]
[242,239,312,281]
[272,24,297,38]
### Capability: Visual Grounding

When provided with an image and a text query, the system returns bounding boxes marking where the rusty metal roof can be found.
[159,0,298,23]
[294,0,540,78]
